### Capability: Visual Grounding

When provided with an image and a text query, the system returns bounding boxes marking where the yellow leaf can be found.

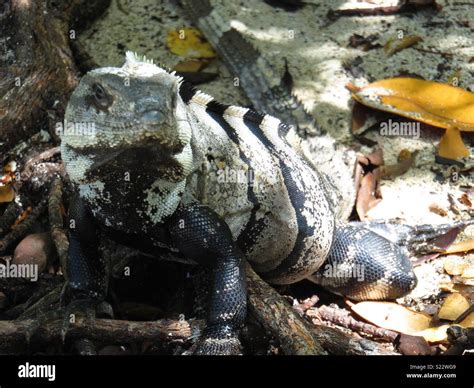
[166,28,216,59]
[438,293,470,321]
[417,320,473,343]
[441,239,474,255]
[351,301,431,335]
[459,312,474,328]
[351,77,474,159]
[385,35,422,56]
[173,59,210,73]
[444,257,469,275]
[438,127,470,159]
[352,78,474,132]
[415,325,450,343]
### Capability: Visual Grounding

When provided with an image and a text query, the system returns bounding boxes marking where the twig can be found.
[48,178,69,277]
[246,264,395,355]
[0,198,47,254]
[0,317,203,351]
[3,277,64,319]
[21,147,61,183]
[307,304,398,342]
[0,201,22,237]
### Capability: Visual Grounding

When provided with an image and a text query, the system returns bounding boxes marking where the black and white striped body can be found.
[62,52,335,285]
[180,87,335,284]
[65,52,463,308]
[60,53,471,355]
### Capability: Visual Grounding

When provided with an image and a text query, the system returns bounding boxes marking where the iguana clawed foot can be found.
[60,297,113,343]
[185,325,242,355]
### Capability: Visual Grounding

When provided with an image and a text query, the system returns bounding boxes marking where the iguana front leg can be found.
[62,195,110,338]
[67,194,108,300]
[167,203,247,355]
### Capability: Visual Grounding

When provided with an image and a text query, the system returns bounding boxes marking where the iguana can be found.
[60,52,471,355]
[179,0,358,221]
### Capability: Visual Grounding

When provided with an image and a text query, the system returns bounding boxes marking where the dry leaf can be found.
[438,127,470,159]
[415,325,451,343]
[166,28,216,59]
[349,34,380,51]
[452,276,474,286]
[13,207,31,227]
[441,239,474,255]
[461,266,474,278]
[428,203,448,217]
[458,193,472,208]
[351,301,431,334]
[351,101,369,134]
[443,256,469,276]
[438,293,470,321]
[173,59,210,73]
[395,334,435,355]
[351,77,474,159]
[380,149,418,179]
[385,35,422,56]
[0,186,14,203]
[448,284,474,301]
[458,312,474,327]
[356,171,382,220]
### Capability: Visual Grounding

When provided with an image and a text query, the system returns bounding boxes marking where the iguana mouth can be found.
[81,145,186,184]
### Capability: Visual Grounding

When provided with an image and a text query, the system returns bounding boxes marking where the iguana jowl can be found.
[61,53,468,354]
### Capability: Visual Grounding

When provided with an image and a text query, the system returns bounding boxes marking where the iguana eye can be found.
[87,83,113,112]
[92,83,107,104]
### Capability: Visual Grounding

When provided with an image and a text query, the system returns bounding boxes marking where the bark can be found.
[0,317,203,352]
[0,0,110,160]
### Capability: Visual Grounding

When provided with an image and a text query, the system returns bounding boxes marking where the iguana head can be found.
[62,52,193,184]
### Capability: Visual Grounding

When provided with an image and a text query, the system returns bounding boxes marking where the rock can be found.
[13,232,57,276]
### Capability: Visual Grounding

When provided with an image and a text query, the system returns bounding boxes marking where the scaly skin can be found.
[59,53,471,355]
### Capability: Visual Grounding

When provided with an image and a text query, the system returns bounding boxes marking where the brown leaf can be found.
[0,186,14,203]
[348,34,380,51]
[356,171,382,220]
[380,149,418,179]
[395,333,436,355]
[351,101,369,134]
[458,193,472,208]
[452,276,474,286]
[365,148,384,166]
[428,203,448,217]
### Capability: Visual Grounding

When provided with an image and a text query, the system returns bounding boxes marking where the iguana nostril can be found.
[141,109,165,125]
